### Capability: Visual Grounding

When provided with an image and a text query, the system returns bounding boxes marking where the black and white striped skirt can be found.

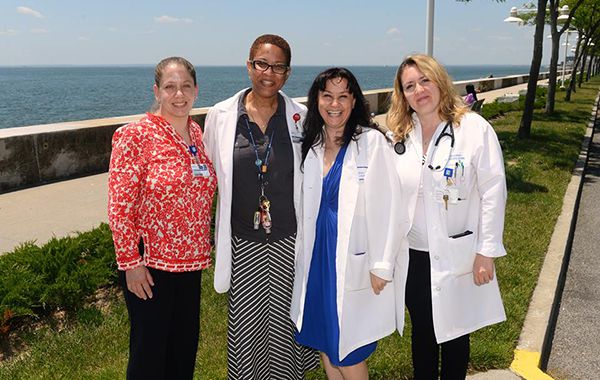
[227,235,319,380]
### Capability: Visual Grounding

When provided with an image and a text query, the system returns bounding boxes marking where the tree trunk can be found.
[546,39,560,113]
[545,2,559,114]
[518,0,548,139]
[578,50,588,87]
[565,35,584,101]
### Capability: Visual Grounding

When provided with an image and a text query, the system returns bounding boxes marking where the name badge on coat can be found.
[357,165,368,183]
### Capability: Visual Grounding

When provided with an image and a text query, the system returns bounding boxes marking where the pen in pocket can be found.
[449,230,473,239]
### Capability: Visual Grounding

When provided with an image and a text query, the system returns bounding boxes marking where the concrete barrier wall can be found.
[0,72,548,193]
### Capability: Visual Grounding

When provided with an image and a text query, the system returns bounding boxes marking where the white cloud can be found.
[108,27,118,32]
[155,15,178,23]
[154,15,193,24]
[31,28,48,34]
[77,36,90,41]
[17,6,43,18]
[386,27,400,35]
[0,29,19,36]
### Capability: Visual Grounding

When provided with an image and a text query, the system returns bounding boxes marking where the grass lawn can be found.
[1,77,598,379]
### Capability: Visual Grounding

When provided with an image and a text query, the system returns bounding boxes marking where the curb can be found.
[509,90,600,379]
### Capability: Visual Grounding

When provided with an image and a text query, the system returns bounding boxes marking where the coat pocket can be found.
[446,233,476,276]
[345,252,371,291]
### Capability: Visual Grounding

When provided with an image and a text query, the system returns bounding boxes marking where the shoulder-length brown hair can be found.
[386,54,468,140]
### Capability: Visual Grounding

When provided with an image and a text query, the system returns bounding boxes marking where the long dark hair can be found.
[301,67,374,163]
[466,83,478,102]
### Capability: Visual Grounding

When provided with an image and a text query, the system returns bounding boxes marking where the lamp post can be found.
[426,0,435,56]
[504,5,571,88]
[504,5,570,25]
[560,29,577,88]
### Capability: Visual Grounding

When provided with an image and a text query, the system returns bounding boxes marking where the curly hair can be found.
[249,34,292,66]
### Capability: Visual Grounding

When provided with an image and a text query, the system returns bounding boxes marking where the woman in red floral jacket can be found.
[108,56,216,379]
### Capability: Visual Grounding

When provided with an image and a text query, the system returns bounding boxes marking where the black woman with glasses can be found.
[204,34,319,380]
[386,54,508,380]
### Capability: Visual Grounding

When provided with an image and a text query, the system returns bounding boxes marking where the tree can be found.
[565,1,600,100]
[544,0,583,114]
[509,1,582,116]
[517,0,548,138]
[457,0,544,138]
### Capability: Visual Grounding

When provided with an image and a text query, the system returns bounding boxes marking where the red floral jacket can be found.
[108,113,216,272]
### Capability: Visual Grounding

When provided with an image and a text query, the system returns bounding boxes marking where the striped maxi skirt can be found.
[227,235,319,380]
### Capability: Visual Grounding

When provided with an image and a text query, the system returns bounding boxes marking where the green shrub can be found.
[0,224,116,329]
[481,86,546,120]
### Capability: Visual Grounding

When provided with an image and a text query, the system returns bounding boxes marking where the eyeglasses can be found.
[250,60,289,75]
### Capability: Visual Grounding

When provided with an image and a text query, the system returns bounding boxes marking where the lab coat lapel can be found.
[336,141,359,320]
[218,95,242,188]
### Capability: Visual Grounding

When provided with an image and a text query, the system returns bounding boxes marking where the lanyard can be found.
[244,115,275,184]
[188,144,202,165]
[244,115,276,235]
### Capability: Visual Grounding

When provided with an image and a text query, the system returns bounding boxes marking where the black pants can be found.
[405,249,470,380]
[119,267,202,380]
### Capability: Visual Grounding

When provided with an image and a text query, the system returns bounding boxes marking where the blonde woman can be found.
[387,54,507,379]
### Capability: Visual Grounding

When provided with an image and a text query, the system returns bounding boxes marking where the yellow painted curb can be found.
[510,350,555,380]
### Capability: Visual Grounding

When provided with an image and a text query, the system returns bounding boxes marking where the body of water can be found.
[0,65,532,129]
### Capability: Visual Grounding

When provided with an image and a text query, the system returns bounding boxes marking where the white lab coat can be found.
[203,88,306,293]
[291,128,408,360]
[393,112,507,343]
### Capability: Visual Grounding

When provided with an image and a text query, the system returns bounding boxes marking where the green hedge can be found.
[481,86,547,121]
[0,224,116,330]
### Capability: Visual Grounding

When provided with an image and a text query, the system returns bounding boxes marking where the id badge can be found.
[357,165,368,183]
[191,163,210,177]
[291,130,304,143]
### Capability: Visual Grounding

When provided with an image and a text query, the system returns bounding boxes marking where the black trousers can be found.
[119,267,202,380]
[405,249,470,380]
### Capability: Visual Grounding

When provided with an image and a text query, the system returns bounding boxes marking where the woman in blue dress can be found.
[291,68,408,379]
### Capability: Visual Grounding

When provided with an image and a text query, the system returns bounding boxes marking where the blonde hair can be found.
[386,54,469,140]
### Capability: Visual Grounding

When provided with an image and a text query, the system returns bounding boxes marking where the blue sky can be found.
[1,1,561,66]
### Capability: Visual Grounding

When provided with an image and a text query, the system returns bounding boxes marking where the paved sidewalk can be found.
[0,173,108,253]
[546,110,600,378]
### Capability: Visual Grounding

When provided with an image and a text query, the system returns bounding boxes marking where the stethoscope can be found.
[427,121,455,171]
[386,121,455,170]
[381,129,407,155]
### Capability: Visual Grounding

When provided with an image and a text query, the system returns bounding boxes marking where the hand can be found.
[125,266,155,300]
[370,273,389,295]
[472,254,495,286]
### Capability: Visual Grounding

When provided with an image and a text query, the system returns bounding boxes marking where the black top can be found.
[231,91,296,242]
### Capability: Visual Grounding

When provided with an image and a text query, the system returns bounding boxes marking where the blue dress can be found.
[296,144,376,366]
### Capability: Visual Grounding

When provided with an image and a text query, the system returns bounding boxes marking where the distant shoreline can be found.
[0,65,535,129]
[0,63,540,68]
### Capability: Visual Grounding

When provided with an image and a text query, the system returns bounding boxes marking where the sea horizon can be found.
[0,64,536,129]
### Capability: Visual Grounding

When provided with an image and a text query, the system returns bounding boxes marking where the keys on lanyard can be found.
[253,185,272,234]
[245,116,275,235]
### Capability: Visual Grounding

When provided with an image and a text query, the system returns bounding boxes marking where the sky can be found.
[0,0,564,67]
